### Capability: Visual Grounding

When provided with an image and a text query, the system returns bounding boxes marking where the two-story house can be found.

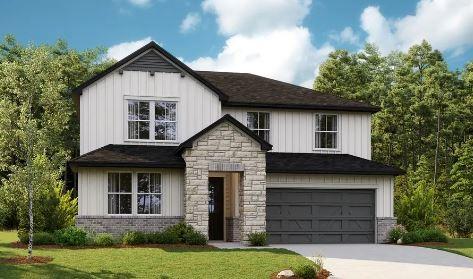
[69,41,402,244]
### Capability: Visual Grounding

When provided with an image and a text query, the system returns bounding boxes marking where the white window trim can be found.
[106,171,133,216]
[136,172,163,216]
[106,171,163,216]
[313,113,341,151]
[246,111,271,142]
[123,96,179,144]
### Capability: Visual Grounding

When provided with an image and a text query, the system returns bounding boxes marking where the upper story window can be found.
[128,101,150,140]
[314,114,338,149]
[247,112,270,142]
[127,100,177,141]
[155,102,177,141]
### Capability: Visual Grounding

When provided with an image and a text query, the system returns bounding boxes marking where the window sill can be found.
[312,148,341,152]
[124,139,179,144]
[105,214,164,218]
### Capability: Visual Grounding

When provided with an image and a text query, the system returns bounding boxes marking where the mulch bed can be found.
[410,242,450,247]
[0,256,53,265]
[11,242,215,250]
[269,269,331,279]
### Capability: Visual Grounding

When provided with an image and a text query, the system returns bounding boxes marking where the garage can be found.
[266,188,375,244]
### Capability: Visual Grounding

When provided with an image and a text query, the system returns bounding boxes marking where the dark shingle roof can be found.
[69,145,185,168]
[197,71,379,113]
[69,145,402,176]
[266,152,404,175]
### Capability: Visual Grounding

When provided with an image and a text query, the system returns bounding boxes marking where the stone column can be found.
[183,150,210,237]
[376,217,397,243]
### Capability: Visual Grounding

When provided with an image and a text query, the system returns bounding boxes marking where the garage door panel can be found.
[266,189,375,244]
[317,205,343,217]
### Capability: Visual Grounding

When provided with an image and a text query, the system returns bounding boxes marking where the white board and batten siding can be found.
[80,71,222,155]
[223,107,372,159]
[78,168,184,216]
[267,174,394,217]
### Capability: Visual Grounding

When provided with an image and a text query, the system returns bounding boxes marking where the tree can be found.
[313,40,473,231]
[0,36,110,236]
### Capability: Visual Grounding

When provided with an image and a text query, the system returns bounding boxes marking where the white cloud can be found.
[128,0,151,7]
[187,0,331,87]
[180,12,201,33]
[106,37,153,60]
[330,27,360,45]
[202,0,311,35]
[360,0,473,54]
[189,27,333,85]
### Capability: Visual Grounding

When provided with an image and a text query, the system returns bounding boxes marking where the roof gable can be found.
[176,114,272,154]
[72,41,228,101]
[123,49,180,73]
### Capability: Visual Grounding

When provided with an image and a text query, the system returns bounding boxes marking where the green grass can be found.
[427,238,473,259]
[0,231,310,279]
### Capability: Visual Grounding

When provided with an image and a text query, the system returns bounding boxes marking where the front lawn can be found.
[427,238,473,259]
[0,231,310,279]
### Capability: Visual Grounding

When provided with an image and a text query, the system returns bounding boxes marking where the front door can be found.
[208,177,224,240]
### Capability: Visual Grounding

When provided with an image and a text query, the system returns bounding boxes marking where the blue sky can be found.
[1,0,473,87]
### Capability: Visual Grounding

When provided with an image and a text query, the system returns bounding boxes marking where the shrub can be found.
[445,196,473,237]
[33,232,56,245]
[402,228,447,244]
[183,230,207,245]
[248,232,267,246]
[165,222,194,243]
[17,230,55,245]
[156,230,180,244]
[94,233,115,246]
[388,225,407,243]
[293,263,316,279]
[55,227,88,246]
[122,231,148,245]
[396,181,438,231]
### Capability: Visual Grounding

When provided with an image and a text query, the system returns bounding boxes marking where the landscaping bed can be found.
[0,231,311,278]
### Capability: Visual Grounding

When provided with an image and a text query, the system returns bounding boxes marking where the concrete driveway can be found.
[271,244,473,279]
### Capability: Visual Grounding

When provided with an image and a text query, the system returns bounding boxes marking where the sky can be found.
[1,0,473,87]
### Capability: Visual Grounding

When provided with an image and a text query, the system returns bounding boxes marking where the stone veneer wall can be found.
[76,216,183,236]
[182,121,267,242]
[376,217,397,243]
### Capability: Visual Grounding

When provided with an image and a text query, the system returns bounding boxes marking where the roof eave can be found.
[222,101,381,113]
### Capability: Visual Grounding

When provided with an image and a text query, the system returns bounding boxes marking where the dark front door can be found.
[208,177,224,240]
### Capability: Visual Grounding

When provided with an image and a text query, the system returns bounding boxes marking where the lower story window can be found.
[107,172,162,215]
[137,173,162,214]
[108,173,132,214]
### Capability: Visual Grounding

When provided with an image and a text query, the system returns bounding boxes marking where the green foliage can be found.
[293,263,316,279]
[55,227,88,246]
[247,232,267,246]
[93,233,115,246]
[402,228,447,244]
[164,222,194,243]
[183,230,207,245]
[445,140,473,237]
[388,224,407,243]
[396,179,438,231]
[122,231,148,245]
[0,36,110,230]
[314,41,473,230]
[154,230,180,244]
[17,229,55,245]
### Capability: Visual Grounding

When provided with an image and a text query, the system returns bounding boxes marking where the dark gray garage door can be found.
[266,189,375,244]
